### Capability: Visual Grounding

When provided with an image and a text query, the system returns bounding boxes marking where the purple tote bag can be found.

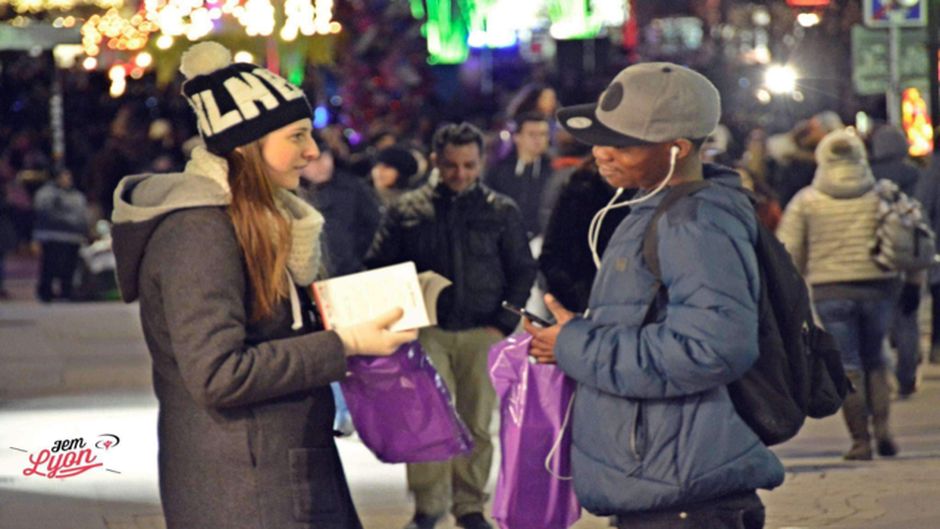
[488,333,581,529]
[340,341,473,463]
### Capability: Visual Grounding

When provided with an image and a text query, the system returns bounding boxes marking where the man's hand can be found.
[523,294,575,364]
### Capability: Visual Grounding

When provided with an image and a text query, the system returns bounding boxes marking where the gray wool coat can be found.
[111,168,361,529]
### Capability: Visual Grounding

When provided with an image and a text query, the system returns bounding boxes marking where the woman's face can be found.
[536,88,558,117]
[260,118,319,190]
[371,163,400,190]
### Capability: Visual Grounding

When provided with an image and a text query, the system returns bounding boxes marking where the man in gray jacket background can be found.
[526,62,784,528]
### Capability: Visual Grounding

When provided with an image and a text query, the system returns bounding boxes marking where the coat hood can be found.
[702,162,745,187]
[811,130,875,199]
[110,170,230,303]
[632,163,754,232]
[110,144,325,323]
[699,163,756,229]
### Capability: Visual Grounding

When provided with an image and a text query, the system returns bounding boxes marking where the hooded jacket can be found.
[110,146,361,529]
[776,133,897,295]
[870,126,922,197]
[554,165,784,515]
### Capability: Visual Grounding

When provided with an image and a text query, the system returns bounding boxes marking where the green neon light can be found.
[288,66,304,86]
[464,0,493,35]
[424,0,470,64]
[412,0,628,63]
[409,0,426,19]
[548,0,602,40]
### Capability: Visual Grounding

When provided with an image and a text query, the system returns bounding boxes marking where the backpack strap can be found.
[642,180,713,280]
[640,180,712,325]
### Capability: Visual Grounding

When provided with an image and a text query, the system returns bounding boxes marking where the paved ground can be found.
[2,254,940,529]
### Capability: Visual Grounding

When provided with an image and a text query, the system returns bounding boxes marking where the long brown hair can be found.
[225,141,291,322]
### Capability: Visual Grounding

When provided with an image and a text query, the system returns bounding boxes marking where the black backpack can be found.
[641,180,850,446]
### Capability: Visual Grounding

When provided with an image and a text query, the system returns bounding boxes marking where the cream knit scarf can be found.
[186,145,326,287]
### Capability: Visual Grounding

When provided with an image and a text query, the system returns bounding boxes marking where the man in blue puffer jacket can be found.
[526,62,785,529]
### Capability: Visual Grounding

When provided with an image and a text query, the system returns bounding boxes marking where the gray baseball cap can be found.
[557,62,721,147]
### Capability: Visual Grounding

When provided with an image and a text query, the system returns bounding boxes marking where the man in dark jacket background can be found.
[485,113,553,240]
[870,124,926,397]
[298,142,381,276]
[366,122,536,529]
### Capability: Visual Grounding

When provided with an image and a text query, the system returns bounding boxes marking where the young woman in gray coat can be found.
[110,42,416,529]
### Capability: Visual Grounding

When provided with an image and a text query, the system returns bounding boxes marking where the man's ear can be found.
[674,139,695,160]
[429,152,437,166]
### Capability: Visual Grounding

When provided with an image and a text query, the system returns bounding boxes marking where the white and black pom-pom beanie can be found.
[180,41,312,155]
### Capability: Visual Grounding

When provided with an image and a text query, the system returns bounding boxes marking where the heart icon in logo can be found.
[95,434,120,451]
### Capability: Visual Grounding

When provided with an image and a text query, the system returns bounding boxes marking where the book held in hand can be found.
[311,262,451,332]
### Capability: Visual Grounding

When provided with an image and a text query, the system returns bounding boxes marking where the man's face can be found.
[56,170,74,188]
[436,143,482,193]
[513,121,550,158]
[799,118,828,149]
[591,143,674,190]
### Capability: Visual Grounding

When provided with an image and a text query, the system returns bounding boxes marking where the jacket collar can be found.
[631,163,743,213]
[432,179,484,202]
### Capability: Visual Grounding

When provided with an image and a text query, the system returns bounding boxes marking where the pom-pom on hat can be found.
[812,129,874,196]
[180,41,312,154]
[815,129,868,168]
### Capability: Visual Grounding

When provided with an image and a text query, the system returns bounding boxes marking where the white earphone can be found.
[587,144,682,269]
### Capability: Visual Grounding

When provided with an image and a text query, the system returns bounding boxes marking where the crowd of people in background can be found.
[3,61,940,344]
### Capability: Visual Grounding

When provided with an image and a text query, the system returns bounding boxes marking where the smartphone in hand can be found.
[501,301,552,328]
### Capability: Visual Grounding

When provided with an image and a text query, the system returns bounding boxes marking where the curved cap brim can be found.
[557,103,652,147]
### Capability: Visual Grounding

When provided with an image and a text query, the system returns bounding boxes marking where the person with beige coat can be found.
[777,129,900,461]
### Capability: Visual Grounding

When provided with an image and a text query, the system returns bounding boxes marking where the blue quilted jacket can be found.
[555,165,785,515]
